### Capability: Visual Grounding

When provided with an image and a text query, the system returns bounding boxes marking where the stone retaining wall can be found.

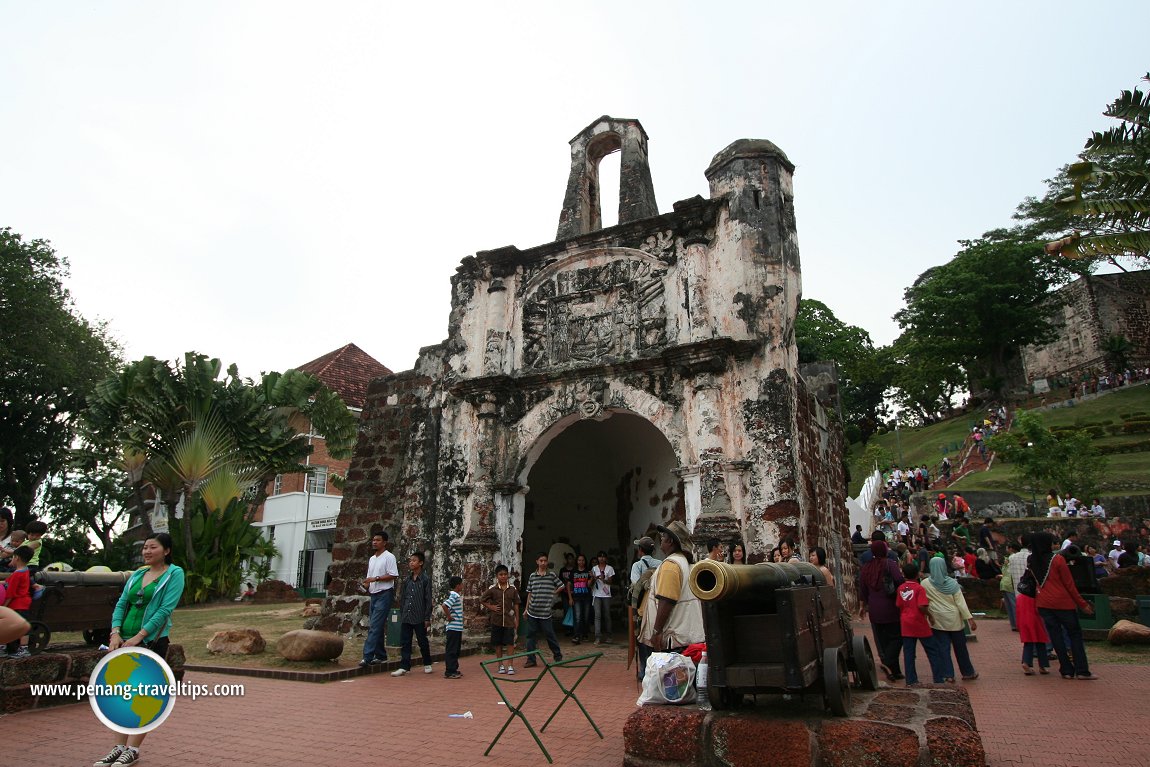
[624,686,984,767]
[0,645,185,715]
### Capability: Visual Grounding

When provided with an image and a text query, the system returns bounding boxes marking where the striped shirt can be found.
[399,571,433,624]
[442,590,464,632]
[525,571,563,619]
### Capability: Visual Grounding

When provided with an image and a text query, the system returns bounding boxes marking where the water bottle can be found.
[696,651,712,710]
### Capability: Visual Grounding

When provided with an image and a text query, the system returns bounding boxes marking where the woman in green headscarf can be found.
[921,556,978,683]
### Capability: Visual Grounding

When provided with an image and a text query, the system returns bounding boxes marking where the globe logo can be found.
[89,648,177,734]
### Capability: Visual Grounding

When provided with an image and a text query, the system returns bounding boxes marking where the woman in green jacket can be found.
[94,532,186,767]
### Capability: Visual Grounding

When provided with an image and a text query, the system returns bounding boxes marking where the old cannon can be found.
[688,559,877,715]
[0,570,134,653]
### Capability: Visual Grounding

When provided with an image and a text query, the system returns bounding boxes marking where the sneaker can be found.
[372,656,388,664]
[94,746,125,767]
[445,672,462,679]
[391,668,409,677]
[497,665,506,674]
[10,647,30,659]
[506,667,516,676]
[594,638,602,646]
[112,749,140,765]
[553,654,563,663]
[0,647,8,659]
[523,660,538,668]
[423,665,434,674]
[358,659,372,667]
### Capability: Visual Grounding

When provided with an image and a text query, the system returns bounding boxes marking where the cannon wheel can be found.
[84,628,112,646]
[850,634,879,691]
[823,647,850,717]
[26,621,50,654]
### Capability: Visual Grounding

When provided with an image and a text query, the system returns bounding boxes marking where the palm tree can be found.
[1101,335,1133,371]
[1045,74,1150,266]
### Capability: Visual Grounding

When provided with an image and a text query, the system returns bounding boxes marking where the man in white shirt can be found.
[360,531,399,667]
[1090,499,1106,518]
[1109,541,1124,567]
[591,552,615,645]
[1061,531,1078,551]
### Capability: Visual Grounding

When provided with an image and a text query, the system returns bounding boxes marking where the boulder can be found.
[253,579,301,603]
[206,629,266,655]
[302,604,321,618]
[276,629,344,661]
[1109,596,1137,617]
[1108,619,1150,645]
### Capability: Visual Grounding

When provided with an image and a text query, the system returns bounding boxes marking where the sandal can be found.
[961,673,979,681]
[1022,665,1035,676]
[1038,667,1050,675]
[1076,673,1099,680]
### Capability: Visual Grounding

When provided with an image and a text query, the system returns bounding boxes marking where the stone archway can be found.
[507,409,680,576]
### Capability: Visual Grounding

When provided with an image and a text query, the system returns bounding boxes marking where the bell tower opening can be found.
[520,410,680,576]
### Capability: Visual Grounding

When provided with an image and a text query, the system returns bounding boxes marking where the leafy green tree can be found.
[795,299,891,442]
[886,334,967,424]
[987,411,1107,500]
[0,228,120,523]
[39,450,132,553]
[1101,334,1133,371]
[82,353,357,580]
[893,234,1065,397]
[1042,74,1150,267]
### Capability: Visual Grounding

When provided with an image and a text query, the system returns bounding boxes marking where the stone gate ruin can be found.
[318,117,849,636]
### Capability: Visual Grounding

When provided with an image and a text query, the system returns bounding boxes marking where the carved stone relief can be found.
[522,259,668,371]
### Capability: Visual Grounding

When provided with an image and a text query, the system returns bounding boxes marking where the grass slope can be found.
[849,384,1150,498]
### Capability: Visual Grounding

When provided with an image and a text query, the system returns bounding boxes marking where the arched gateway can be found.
[319,118,851,636]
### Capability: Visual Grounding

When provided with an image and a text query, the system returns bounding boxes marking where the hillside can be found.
[848,383,1150,498]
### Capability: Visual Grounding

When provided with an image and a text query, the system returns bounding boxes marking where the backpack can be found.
[627,556,659,608]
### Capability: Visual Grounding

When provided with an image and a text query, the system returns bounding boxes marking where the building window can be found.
[267,525,275,541]
[272,474,283,496]
[306,466,328,495]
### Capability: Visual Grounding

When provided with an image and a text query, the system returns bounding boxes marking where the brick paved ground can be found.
[11,621,1150,767]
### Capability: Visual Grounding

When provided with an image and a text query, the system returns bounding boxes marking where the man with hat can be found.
[637,521,705,679]
[627,535,661,676]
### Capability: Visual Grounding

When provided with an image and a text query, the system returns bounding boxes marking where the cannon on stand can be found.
[0,570,133,653]
[689,560,877,716]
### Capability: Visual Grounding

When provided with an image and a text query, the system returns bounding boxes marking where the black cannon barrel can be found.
[689,560,826,602]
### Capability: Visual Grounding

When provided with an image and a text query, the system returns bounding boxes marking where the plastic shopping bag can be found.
[636,652,697,706]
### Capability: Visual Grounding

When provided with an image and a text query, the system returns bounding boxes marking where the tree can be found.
[893,234,1065,397]
[39,448,133,553]
[987,411,1107,500]
[1039,74,1150,268]
[1101,335,1134,371]
[81,353,357,585]
[795,299,891,442]
[885,333,967,424]
[0,228,119,523]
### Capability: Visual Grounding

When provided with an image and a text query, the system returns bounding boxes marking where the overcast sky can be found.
[3,2,1147,379]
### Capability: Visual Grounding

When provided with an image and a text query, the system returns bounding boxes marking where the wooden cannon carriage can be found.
[688,560,877,715]
[0,570,133,653]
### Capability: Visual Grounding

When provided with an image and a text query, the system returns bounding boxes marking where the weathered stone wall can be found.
[1,645,185,715]
[1021,270,1150,383]
[323,120,851,637]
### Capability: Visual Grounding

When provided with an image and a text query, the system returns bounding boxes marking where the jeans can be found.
[573,597,592,640]
[444,630,462,675]
[400,621,431,670]
[902,634,944,685]
[1039,607,1090,677]
[932,628,976,679]
[593,596,612,640]
[870,621,903,676]
[362,589,395,662]
[525,615,562,662]
[1002,591,1017,630]
[1022,641,1049,669]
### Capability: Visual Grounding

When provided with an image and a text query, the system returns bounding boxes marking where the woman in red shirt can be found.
[1031,532,1097,680]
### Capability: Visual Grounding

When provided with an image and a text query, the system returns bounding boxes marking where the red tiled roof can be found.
[294,343,392,409]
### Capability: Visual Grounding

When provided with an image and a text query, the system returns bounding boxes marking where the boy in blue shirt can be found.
[441,576,464,679]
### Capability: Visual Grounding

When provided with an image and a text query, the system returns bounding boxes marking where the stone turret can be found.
[555,116,659,240]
